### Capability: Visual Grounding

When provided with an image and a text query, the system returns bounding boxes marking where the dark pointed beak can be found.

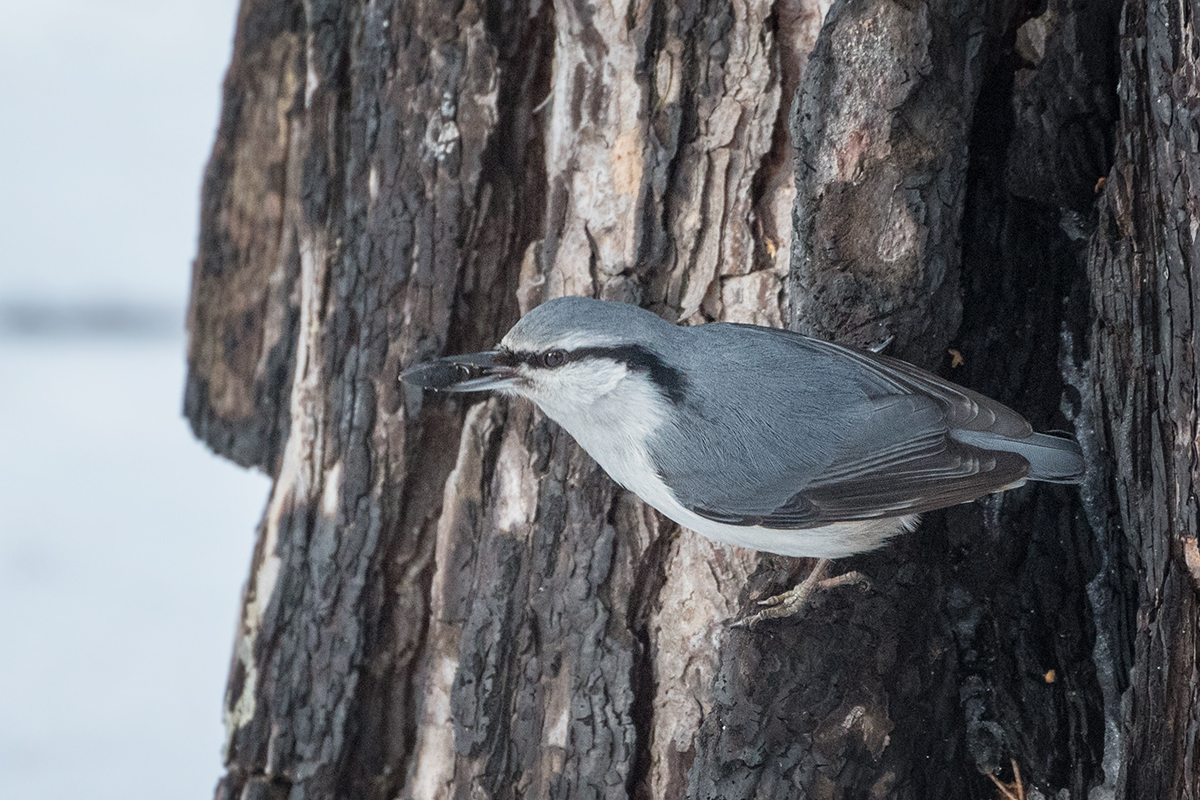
[400,351,518,393]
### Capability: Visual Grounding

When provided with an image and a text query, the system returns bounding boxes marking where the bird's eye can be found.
[541,349,567,368]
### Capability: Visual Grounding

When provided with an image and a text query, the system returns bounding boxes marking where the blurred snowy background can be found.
[0,2,272,798]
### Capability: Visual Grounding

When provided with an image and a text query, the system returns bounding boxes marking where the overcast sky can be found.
[0,0,241,307]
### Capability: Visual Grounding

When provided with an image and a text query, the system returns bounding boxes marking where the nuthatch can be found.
[402,297,1083,560]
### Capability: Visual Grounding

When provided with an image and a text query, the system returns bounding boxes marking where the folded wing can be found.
[666,325,1040,529]
[686,393,1029,528]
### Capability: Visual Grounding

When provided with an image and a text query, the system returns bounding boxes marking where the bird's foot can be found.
[733,559,871,628]
[986,760,1026,800]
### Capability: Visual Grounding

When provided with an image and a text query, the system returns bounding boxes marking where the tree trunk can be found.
[184,0,1198,797]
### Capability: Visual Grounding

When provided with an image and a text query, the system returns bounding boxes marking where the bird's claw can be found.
[733,561,871,629]
[986,760,1026,800]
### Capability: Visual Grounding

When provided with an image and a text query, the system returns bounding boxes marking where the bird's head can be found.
[401,297,688,420]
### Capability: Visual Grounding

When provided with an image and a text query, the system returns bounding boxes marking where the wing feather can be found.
[670,325,1035,530]
[728,324,1033,436]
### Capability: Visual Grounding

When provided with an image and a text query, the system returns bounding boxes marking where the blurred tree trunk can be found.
[184,0,1197,797]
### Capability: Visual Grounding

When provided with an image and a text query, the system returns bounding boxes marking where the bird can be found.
[401,297,1084,622]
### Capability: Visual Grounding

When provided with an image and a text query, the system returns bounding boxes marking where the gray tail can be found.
[951,430,1085,484]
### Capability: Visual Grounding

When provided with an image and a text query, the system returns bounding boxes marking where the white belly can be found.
[573,419,916,558]
[615,460,915,558]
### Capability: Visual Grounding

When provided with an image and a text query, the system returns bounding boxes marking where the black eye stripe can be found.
[493,350,522,367]
[497,349,544,368]
[496,345,686,404]
[497,348,597,368]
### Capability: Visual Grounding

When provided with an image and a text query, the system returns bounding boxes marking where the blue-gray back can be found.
[647,323,1032,527]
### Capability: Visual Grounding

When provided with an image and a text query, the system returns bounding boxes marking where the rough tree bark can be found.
[184,0,1198,797]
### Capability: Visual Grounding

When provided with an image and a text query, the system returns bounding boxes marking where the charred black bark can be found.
[1083,0,1200,796]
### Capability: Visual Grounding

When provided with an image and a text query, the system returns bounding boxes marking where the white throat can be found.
[518,361,671,495]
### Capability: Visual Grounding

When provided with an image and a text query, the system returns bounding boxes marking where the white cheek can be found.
[522,361,627,417]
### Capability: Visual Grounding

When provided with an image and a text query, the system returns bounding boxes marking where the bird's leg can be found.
[734,559,831,628]
[986,760,1026,800]
[733,558,871,628]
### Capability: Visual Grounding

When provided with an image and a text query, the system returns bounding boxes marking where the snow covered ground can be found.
[0,334,269,799]
[0,1,271,797]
